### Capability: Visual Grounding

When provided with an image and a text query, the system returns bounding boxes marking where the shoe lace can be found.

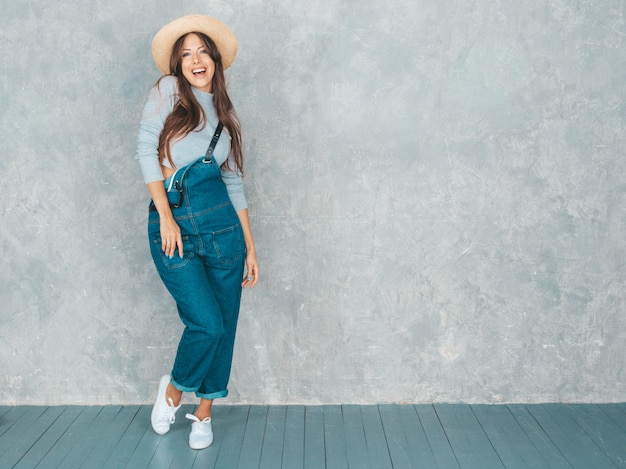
[164,397,177,424]
[186,413,200,423]
[186,413,211,424]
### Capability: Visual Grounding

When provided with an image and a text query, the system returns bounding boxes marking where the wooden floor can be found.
[1,404,625,468]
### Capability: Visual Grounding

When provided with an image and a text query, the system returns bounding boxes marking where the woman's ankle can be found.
[166,383,183,406]
[195,411,211,421]
[195,399,213,421]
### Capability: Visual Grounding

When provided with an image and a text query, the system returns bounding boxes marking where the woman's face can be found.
[180,33,215,93]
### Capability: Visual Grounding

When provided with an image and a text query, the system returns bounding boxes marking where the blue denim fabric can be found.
[148,156,245,400]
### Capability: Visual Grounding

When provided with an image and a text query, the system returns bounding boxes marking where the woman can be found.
[135,15,258,450]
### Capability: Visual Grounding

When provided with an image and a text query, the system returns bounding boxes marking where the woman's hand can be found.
[146,180,183,259]
[242,250,259,288]
[236,208,258,288]
[160,215,183,258]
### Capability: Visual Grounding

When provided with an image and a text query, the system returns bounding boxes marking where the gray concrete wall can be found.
[1,0,624,405]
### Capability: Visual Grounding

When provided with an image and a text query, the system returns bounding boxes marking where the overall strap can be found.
[148,122,225,212]
[204,123,224,161]
[172,122,222,208]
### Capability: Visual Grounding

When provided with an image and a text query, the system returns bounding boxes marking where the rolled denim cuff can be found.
[170,377,229,401]
[170,377,196,393]
[196,389,228,400]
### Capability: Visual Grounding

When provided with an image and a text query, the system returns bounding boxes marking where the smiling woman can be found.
[179,34,216,93]
[134,15,259,451]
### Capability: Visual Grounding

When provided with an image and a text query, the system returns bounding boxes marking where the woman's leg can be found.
[195,259,244,399]
[195,398,214,420]
[166,382,183,406]
[150,238,227,393]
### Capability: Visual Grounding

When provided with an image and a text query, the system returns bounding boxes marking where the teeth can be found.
[193,68,206,74]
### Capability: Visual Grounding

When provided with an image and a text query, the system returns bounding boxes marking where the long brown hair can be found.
[157,32,243,174]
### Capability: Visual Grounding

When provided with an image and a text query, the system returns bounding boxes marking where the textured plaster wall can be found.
[1,0,625,405]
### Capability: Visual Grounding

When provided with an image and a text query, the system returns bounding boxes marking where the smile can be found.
[192,68,206,75]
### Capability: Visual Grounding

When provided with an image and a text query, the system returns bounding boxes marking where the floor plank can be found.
[563,404,626,468]
[434,403,504,468]
[237,405,268,468]
[384,404,442,469]
[259,405,287,469]
[2,407,66,467]
[601,403,626,437]
[0,407,49,458]
[1,406,65,468]
[33,406,101,468]
[471,404,549,469]
[102,405,154,469]
[414,404,459,468]
[0,406,14,428]
[122,409,166,469]
[281,405,305,469]
[323,405,349,469]
[13,406,83,469]
[379,404,423,469]
[212,405,249,468]
[342,405,373,469]
[0,403,625,468]
[360,405,394,469]
[303,406,325,469]
[82,405,142,468]
[506,405,571,469]
[61,406,129,467]
[527,404,617,469]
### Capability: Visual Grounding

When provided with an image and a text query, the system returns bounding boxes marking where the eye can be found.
[182,52,191,58]
[199,49,208,55]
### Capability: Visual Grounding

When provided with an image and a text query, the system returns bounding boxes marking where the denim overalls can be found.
[148,146,245,400]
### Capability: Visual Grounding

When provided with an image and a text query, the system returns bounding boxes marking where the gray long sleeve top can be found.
[135,75,247,211]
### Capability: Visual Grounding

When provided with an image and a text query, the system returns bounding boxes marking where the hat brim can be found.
[151,15,238,74]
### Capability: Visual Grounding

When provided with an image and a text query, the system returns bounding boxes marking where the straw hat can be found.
[151,14,238,74]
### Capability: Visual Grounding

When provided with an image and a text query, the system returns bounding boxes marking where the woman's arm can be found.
[147,181,183,259]
[237,208,259,288]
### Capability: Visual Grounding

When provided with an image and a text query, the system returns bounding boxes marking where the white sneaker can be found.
[150,375,181,435]
[186,413,213,449]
